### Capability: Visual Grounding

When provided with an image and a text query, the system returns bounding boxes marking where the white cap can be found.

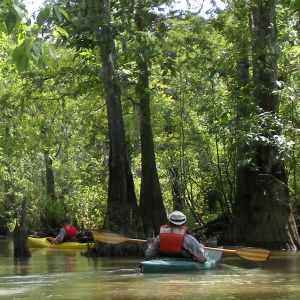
[168,211,187,226]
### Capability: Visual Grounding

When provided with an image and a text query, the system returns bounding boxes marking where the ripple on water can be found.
[2,240,300,300]
[0,286,32,297]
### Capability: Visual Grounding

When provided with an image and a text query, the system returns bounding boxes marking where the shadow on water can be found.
[1,239,300,300]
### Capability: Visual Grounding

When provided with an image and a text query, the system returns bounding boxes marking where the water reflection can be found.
[14,257,30,276]
[0,238,10,256]
[1,239,300,299]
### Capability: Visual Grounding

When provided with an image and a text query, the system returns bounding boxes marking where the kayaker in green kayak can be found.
[145,211,207,262]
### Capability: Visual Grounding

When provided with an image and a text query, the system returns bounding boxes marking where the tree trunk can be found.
[0,127,14,235]
[233,0,300,250]
[232,0,250,90]
[168,166,185,212]
[135,3,167,236]
[44,151,56,200]
[0,180,14,236]
[97,0,141,234]
[14,198,31,259]
[41,150,62,232]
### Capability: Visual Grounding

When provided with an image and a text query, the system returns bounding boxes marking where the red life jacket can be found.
[159,224,187,255]
[63,224,77,238]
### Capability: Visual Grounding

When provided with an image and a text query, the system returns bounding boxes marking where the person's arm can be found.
[183,234,207,262]
[145,236,160,259]
[52,228,65,244]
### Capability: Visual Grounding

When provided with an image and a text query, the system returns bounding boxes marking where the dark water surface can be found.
[1,239,300,299]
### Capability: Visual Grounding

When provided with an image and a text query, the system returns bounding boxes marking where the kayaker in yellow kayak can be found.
[145,211,207,262]
[47,218,78,244]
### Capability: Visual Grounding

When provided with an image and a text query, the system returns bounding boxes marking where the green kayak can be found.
[140,249,223,273]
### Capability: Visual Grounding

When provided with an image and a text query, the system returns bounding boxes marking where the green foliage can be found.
[36,5,51,26]
[0,0,299,235]
[38,196,66,232]
[12,37,32,71]
[0,0,27,33]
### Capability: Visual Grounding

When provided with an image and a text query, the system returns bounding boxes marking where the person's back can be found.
[48,219,78,244]
[145,211,206,262]
[63,224,77,240]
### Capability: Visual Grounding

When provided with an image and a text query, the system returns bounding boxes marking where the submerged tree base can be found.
[83,242,145,257]
[231,168,300,251]
[195,213,300,251]
[13,232,31,258]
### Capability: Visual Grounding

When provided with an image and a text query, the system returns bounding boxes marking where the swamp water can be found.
[1,239,300,300]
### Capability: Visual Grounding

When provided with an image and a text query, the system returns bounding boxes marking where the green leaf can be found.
[53,26,69,38]
[47,45,57,61]
[36,5,51,26]
[31,40,43,62]
[12,38,32,71]
[40,43,57,68]
[12,3,26,20]
[0,21,7,33]
[292,0,300,11]
[58,7,70,22]
[5,10,18,33]
[53,5,63,22]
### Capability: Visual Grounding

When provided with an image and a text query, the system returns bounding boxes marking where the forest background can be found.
[0,0,299,251]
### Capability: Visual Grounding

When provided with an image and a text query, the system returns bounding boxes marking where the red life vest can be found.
[63,224,77,238]
[159,224,187,255]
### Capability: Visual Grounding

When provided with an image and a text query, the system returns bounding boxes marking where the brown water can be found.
[1,239,300,300]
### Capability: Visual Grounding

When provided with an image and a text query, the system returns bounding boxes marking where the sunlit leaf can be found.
[12,4,26,20]
[0,21,6,32]
[58,7,70,22]
[47,45,57,60]
[53,26,69,38]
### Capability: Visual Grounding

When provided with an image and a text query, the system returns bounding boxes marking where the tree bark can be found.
[14,198,31,259]
[168,166,184,212]
[96,0,141,234]
[135,2,167,236]
[44,151,56,200]
[233,0,300,250]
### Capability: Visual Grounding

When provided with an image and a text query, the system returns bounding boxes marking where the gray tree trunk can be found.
[135,2,167,236]
[14,198,31,259]
[44,151,56,200]
[233,0,300,250]
[97,0,141,234]
[168,166,185,212]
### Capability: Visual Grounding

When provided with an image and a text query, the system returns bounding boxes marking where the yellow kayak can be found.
[27,236,95,250]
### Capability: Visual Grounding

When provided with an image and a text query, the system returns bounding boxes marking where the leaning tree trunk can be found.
[135,3,167,236]
[233,0,300,250]
[97,0,141,234]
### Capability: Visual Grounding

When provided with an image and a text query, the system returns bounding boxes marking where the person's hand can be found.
[147,238,154,244]
[47,237,55,244]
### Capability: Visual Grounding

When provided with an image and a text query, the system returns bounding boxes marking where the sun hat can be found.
[168,211,187,226]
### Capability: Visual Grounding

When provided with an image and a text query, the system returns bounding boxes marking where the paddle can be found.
[92,231,271,262]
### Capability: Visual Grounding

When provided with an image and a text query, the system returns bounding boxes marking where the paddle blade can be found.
[92,231,146,244]
[92,231,128,244]
[236,247,271,262]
